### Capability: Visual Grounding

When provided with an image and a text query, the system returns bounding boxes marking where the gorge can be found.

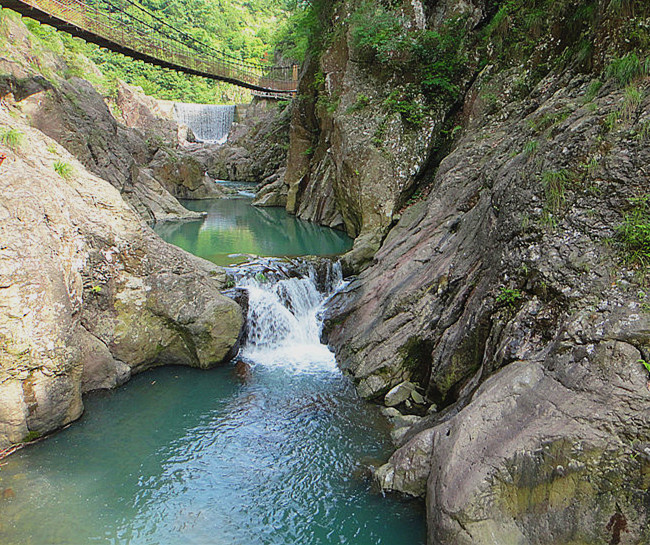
[1,0,650,544]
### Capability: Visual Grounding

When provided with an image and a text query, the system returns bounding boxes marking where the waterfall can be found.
[173,103,235,144]
[239,261,343,373]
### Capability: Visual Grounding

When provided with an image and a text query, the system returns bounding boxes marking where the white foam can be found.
[240,264,342,375]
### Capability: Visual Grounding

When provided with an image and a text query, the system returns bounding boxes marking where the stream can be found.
[0,198,425,545]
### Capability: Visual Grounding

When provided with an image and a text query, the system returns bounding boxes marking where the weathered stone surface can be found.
[15,77,204,224]
[114,80,178,145]
[0,110,243,448]
[325,63,650,545]
[384,381,416,407]
[198,99,290,194]
[321,1,650,541]
[149,148,225,199]
[282,0,482,246]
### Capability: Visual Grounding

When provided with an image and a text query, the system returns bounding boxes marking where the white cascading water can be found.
[240,262,343,373]
[173,103,235,143]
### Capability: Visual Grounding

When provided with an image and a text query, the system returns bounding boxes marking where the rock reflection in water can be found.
[154,197,353,267]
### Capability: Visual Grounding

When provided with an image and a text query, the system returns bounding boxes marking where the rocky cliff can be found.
[290,0,650,542]
[0,14,223,224]
[0,106,243,449]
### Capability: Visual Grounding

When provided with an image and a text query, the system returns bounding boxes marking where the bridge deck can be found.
[0,0,297,94]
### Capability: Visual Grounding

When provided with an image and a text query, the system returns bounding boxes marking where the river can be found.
[0,197,425,545]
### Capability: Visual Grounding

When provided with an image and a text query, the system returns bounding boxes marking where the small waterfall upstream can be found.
[173,102,235,143]
[237,260,343,373]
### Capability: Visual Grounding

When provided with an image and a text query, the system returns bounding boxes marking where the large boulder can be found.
[0,110,243,448]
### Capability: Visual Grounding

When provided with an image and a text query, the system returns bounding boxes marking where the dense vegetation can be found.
[1,0,298,103]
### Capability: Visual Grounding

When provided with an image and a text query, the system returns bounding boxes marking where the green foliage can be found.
[0,128,23,151]
[10,0,299,103]
[349,1,404,64]
[606,53,650,87]
[350,2,468,123]
[345,93,370,114]
[90,285,102,294]
[622,84,644,121]
[541,169,572,212]
[496,287,523,308]
[254,272,269,283]
[617,196,650,267]
[272,0,330,62]
[583,80,603,103]
[372,118,388,147]
[604,110,621,132]
[639,359,650,374]
[23,430,42,442]
[528,109,571,133]
[479,0,597,73]
[607,0,637,18]
[637,120,650,141]
[53,160,74,179]
[523,140,538,156]
[383,90,426,126]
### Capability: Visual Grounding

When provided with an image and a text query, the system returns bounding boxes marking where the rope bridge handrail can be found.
[1,0,298,93]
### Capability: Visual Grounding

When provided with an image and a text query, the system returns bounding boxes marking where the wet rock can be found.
[2,488,15,500]
[380,407,402,419]
[233,360,251,382]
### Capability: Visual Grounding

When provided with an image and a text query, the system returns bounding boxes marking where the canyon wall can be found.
[288,0,650,542]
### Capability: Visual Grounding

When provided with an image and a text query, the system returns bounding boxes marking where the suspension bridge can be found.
[0,0,298,94]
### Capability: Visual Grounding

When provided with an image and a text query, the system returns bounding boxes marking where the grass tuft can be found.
[53,160,74,180]
[0,128,24,151]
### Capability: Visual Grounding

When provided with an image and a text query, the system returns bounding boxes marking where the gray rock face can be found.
[316,0,650,540]
[0,110,243,449]
[324,65,650,544]
[148,148,225,200]
[197,99,290,195]
[384,381,416,407]
[282,0,484,272]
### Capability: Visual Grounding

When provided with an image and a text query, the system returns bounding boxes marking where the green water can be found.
[0,198,426,545]
[154,198,353,266]
[0,366,425,545]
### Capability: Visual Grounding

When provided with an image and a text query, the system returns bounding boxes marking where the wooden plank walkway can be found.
[0,0,297,94]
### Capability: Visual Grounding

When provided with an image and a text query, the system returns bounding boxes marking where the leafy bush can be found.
[350,2,468,123]
[272,0,327,62]
[350,1,405,64]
